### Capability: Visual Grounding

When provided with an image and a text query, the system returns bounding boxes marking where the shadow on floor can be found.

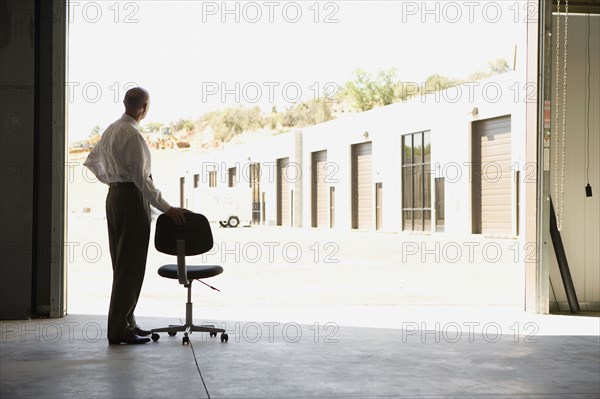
[1,314,599,398]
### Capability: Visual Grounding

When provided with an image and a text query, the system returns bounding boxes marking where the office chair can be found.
[150,212,228,345]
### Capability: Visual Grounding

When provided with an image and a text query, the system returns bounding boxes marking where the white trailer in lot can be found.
[191,186,252,228]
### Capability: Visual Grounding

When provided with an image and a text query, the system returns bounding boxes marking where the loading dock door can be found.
[376,182,383,230]
[352,142,373,230]
[250,163,261,225]
[472,115,512,235]
[277,157,291,226]
[312,150,328,228]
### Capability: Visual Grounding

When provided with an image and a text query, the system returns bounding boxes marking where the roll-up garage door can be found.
[277,157,291,226]
[472,115,512,235]
[312,150,328,228]
[352,142,373,230]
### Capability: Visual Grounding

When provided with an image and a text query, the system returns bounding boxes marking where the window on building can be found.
[402,131,431,231]
[193,174,199,188]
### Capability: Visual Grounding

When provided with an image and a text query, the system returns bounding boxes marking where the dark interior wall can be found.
[0,0,36,320]
[0,0,66,320]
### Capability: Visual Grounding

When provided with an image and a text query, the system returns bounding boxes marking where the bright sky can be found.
[67,0,528,142]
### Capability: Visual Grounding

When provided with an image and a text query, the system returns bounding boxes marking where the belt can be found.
[109,182,136,187]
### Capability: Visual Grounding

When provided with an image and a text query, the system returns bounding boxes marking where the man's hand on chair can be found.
[165,207,188,225]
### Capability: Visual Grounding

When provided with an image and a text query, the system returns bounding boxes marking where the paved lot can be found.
[68,210,524,321]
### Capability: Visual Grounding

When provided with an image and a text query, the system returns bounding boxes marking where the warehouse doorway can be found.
[351,142,373,230]
[471,115,513,235]
[311,150,329,228]
[277,157,292,227]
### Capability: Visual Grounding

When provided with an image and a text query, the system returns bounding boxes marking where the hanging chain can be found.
[558,0,568,231]
[554,0,561,228]
[554,0,568,231]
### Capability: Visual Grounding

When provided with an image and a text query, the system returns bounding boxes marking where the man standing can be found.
[84,87,186,345]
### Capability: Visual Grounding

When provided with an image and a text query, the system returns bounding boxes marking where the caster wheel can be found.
[227,216,240,228]
[168,331,177,337]
[220,333,229,343]
[151,333,160,342]
[182,336,190,345]
[209,332,217,338]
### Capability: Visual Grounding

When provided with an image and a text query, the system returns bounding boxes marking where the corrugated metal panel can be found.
[312,151,328,228]
[352,142,373,229]
[473,116,512,235]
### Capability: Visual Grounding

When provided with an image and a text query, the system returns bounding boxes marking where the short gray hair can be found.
[124,87,149,107]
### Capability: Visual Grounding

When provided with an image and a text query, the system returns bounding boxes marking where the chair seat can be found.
[158,265,223,280]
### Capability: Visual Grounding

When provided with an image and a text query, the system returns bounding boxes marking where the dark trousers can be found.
[105,184,150,340]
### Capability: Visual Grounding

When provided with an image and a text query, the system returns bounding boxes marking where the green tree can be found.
[466,70,490,82]
[394,81,420,101]
[268,106,280,130]
[467,58,510,82]
[200,106,265,142]
[345,69,378,111]
[424,74,461,93]
[281,99,333,128]
[144,122,164,133]
[344,68,405,110]
[488,58,510,75]
[375,68,397,106]
[172,118,195,133]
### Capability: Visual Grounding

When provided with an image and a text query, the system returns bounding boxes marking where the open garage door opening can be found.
[49,0,599,325]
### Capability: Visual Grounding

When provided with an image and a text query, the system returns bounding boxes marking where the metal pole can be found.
[549,199,580,313]
[186,284,193,326]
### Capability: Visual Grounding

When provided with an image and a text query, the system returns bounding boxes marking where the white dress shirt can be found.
[84,114,172,213]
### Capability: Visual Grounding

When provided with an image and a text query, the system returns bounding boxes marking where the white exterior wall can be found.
[184,132,298,226]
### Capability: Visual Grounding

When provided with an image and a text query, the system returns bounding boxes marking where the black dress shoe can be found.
[133,326,151,337]
[108,333,151,345]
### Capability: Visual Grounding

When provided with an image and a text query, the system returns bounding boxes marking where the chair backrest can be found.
[155,213,214,256]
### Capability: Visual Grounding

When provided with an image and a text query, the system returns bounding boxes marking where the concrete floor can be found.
[1,313,599,399]
[7,196,597,398]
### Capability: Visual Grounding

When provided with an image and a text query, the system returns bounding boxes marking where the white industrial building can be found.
[182,72,525,237]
